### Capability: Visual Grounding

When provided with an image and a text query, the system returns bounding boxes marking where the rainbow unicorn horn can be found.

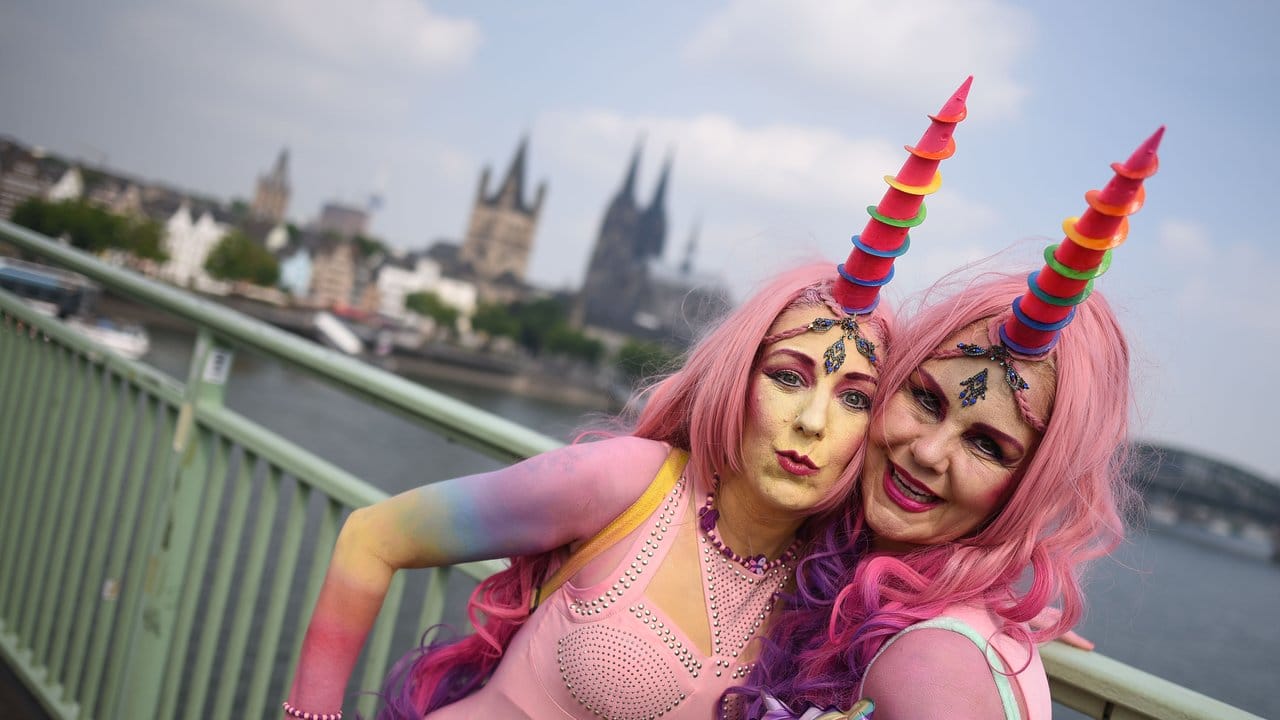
[999,127,1165,356]
[833,76,973,314]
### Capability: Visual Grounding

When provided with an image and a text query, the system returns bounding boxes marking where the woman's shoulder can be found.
[549,436,674,507]
[859,604,1050,720]
[561,435,672,473]
[530,435,670,470]
[860,623,1010,719]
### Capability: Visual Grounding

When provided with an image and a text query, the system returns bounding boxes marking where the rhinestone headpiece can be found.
[955,342,1030,406]
[808,317,877,373]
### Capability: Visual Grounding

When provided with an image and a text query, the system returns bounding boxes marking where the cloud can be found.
[220,0,481,75]
[685,0,1033,118]
[527,107,1004,294]
[114,0,480,122]
[540,108,902,211]
[1157,218,1212,262]
[1145,218,1280,333]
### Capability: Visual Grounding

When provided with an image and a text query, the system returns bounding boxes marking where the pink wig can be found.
[744,271,1138,713]
[383,262,894,716]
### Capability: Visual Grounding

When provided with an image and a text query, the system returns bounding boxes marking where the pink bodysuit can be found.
[429,461,792,719]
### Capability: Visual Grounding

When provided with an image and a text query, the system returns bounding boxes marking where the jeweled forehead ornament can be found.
[773,77,973,374]
[955,342,1029,407]
[808,317,877,373]
[955,126,1164,406]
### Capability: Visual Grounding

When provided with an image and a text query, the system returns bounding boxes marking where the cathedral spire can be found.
[272,148,290,186]
[647,150,673,215]
[634,148,670,261]
[497,135,529,207]
[620,138,643,200]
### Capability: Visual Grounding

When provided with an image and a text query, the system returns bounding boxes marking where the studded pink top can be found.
[427,463,794,719]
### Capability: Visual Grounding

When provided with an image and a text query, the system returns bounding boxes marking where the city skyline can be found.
[3,0,1278,478]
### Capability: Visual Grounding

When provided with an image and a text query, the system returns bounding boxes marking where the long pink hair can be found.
[742,271,1138,712]
[381,263,894,717]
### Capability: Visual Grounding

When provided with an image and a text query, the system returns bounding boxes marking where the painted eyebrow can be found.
[843,371,878,385]
[765,348,817,372]
[971,422,1027,456]
[916,367,951,414]
[766,348,877,385]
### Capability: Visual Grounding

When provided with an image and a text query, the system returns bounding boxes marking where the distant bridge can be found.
[1131,443,1280,562]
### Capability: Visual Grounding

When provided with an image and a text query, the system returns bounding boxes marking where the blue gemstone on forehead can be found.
[855,337,875,361]
[824,337,847,374]
[953,342,1030,402]
[806,315,878,370]
[959,368,989,407]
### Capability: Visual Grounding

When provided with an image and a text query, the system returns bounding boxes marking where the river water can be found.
[144,328,1279,719]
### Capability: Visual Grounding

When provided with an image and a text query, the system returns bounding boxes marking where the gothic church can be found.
[576,143,673,334]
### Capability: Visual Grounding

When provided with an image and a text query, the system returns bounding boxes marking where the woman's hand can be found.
[1029,606,1095,651]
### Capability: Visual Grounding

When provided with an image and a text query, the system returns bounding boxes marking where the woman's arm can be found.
[286,436,671,714]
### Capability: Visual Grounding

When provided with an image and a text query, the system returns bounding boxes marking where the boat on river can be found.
[0,256,150,359]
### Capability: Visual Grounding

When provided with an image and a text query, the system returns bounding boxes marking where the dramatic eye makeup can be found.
[968,434,1003,459]
[911,365,1031,466]
[761,349,817,387]
[966,422,1026,465]
[840,389,872,411]
[911,369,948,418]
[766,368,806,388]
[761,348,875,411]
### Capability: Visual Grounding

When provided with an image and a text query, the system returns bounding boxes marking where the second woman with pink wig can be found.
[739,128,1164,720]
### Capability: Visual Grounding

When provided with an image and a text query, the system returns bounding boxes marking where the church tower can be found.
[460,137,547,283]
[577,141,672,331]
[634,152,671,261]
[251,148,290,224]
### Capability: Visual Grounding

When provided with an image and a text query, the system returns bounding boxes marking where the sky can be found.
[2,0,1278,479]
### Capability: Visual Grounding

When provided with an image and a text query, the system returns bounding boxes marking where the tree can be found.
[354,234,387,260]
[405,291,458,328]
[227,198,251,225]
[510,297,568,354]
[10,197,168,261]
[204,230,280,286]
[472,301,520,339]
[122,215,167,261]
[615,340,680,385]
[545,324,604,364]
[471,296,603,364]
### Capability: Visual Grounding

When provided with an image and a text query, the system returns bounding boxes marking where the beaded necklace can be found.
[696,476,801,575]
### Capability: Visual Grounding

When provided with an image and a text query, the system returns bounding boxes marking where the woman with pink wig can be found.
[281,266,886,720]
[738,128,1163,720]
[281,80,974,720]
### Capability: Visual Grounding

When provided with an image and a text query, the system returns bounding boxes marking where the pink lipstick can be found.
[776,450,818,477]
[881,463,941,512]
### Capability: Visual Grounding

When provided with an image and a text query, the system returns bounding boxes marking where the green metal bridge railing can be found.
[0,219,1263,720]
